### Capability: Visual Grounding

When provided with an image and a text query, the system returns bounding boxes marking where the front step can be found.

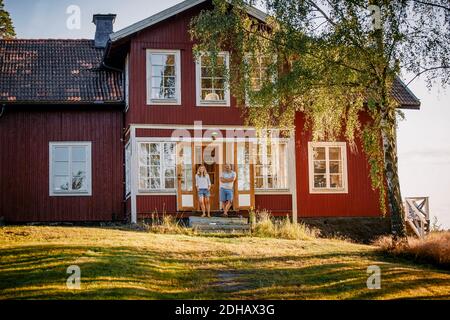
[189,216,250,233]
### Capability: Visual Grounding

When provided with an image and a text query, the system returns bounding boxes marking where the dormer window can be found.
[195,52,230,107]
[146,49,181,105]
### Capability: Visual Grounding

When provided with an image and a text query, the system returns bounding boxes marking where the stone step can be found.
[197,229,250,234]
[189,216,248,226]
[192,224,250,231]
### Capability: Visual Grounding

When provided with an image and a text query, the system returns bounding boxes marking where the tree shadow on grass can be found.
[0,245,449,300]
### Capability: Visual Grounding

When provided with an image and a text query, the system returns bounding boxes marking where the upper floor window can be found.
[308,142,348,194]
[195,52,230,107]
[49,142,92,196]
[146,50,181,105]
[248,55,270,92]
[245,54,274,107]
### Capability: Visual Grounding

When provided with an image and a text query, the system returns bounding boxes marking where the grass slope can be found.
[0,226,449,300]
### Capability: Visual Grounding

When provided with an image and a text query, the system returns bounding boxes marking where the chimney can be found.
[92,14,116,48]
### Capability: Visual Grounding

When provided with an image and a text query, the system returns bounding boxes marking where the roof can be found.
[0,39,122,104]
[110,0,267,42]
[393,77,421,109]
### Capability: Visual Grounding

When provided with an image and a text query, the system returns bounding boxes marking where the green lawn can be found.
[0,226,449,299]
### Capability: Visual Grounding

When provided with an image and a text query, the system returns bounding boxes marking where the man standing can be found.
[220,164,236,217]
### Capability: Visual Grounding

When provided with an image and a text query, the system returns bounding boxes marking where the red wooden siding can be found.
[0,108,125,222]
[137,195,177,216]
[295,112,382,217]
[137,195,291,217]
[136,128,178,137]
[136,128,256,138]
[126,2,246,128]
[255,194,292,216]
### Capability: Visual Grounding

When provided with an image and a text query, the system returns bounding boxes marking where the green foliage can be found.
[190,0,449,239]
[0,0,15,39]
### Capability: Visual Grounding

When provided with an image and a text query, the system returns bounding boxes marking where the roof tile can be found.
[0,39,122,104]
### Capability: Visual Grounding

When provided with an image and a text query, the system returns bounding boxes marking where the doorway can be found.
[194,143,220,211]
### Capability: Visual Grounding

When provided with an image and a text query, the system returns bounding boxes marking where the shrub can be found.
[374,231,450,269]
[146,212,194,235]
[251,210,317,240]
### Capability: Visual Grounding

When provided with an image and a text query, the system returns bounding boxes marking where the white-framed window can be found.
[245,54,275,107]
[139,142,176,191]
[146,49,181,105]
[248,54,271,92]
[125,142,131,197]
[308,142,348,194]
[195,51,230,107]
[124,54,130,111]
[255,140,288,190]
[49,142,92,196]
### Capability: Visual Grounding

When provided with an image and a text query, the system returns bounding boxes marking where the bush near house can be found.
[374,231,450,269]
[250,210,318,240]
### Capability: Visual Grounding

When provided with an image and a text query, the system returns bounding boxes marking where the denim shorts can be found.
[220,187,233,202]
[198,188,210,198]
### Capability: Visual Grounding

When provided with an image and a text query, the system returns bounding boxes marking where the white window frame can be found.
[254,139,289,191]
[138,142,176,192]
[146,49,181,105]
[308,141,348,194]
[49,142,92,197]
[125,142,131,198]
[244,53,277,107]
[195,51,231,107]
[124,54,130,111]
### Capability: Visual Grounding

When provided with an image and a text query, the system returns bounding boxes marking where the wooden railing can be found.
[404,197,430,238]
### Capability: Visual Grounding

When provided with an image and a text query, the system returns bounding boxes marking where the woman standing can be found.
[195,165,211,217]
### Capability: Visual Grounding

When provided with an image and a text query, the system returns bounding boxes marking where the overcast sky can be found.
[5,0,450,228]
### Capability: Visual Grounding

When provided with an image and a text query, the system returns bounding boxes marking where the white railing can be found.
[404,197,430,238]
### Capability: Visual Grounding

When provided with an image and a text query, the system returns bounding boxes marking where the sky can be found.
[5,0,450,229]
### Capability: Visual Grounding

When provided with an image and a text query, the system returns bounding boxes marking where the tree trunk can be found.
[381,107,408,244]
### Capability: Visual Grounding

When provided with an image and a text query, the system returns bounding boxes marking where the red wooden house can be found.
[0,0,420,234]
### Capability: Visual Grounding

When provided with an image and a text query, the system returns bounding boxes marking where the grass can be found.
[0,226,449,300]
[145,215,195,235]
[374,231,450,269]
[251,211,318,240]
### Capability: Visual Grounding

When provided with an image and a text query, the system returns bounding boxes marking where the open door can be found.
[176,142,196,211]
[234,141,255,211]
[194,143,221,211]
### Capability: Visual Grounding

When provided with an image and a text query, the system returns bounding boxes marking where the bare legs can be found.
[199,196,206,217]
[222,201,232,217]
[199,196,211,217]
[205,197,210,217]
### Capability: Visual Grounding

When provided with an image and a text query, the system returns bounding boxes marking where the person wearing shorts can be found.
[220,164,236,217]
[195,165,211,217]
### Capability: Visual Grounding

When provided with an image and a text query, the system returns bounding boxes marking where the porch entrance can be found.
[194,143,220,211]
[176,141,255,213]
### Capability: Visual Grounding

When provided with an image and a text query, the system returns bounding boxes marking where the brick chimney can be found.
[92,14,116,48]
